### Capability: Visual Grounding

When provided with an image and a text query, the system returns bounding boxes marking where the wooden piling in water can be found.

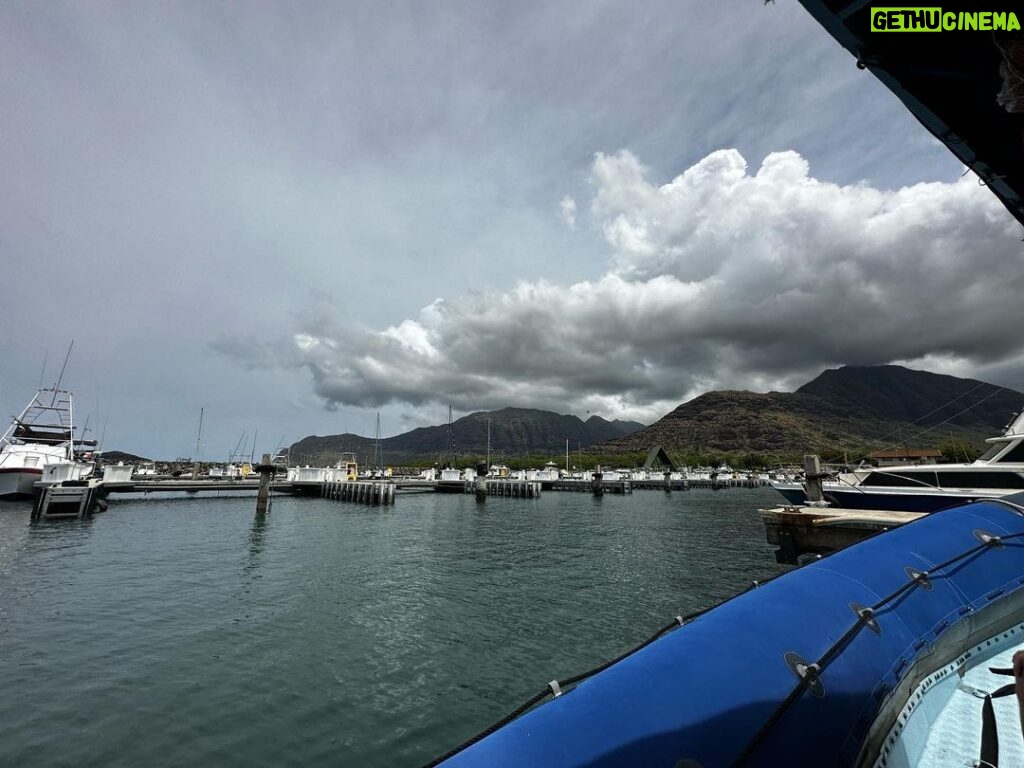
[255,453,273,515]
[803,454,824,503]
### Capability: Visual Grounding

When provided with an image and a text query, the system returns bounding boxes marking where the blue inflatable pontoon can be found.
[432,497,1024,767]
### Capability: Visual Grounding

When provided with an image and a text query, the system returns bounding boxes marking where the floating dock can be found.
[761,504,923,564]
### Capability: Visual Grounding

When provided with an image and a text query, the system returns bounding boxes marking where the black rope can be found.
[420,688,551,768]
[731,529,1024,766]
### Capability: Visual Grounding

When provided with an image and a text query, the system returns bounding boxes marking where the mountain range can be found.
[595,365,1023,456]
[289,407,645,466]
[289,366,1024,465]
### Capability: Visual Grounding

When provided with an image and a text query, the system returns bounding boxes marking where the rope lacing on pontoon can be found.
[730,525,1024,766]
[419,515,1024,768]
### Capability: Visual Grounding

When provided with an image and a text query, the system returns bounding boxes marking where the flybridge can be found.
[5,388,94,449]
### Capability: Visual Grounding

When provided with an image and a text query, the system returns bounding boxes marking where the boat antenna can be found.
[51,340,74,405]
[251,429,257,463]
[98,411,110,452]
[37,349,48,391]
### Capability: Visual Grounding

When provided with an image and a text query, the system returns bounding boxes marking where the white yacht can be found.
[774,411,1024,512]
[0,388,87,499]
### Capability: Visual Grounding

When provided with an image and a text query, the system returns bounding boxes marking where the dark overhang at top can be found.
[797,1,1024,226]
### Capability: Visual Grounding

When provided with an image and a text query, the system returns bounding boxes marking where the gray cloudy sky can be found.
[3,1,1022,459]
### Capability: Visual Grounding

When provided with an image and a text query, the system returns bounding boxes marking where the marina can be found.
[5,0,1024,764]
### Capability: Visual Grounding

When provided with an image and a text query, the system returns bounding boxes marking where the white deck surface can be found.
[875,622,1024,768]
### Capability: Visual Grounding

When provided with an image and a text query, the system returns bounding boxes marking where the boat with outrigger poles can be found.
[422,3,1024,766]
[0,386,94,499]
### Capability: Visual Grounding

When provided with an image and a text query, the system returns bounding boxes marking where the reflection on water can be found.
[248,511,268,567]
[0,489,787,767]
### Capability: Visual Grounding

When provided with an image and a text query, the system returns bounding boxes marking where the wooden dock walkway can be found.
[761,504,923,564]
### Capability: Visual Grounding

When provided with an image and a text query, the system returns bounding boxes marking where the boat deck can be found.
[884,624,1024,768]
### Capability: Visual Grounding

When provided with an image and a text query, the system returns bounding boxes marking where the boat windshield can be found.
[978,442,1006,461]
[996,442,1024,463]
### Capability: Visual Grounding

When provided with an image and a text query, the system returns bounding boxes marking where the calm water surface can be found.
[0,487,787,767]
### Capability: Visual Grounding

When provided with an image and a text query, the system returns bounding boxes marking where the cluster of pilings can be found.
[629,478,690,491]
[549,479,633,494]
[469,479,542,498]
[322,480,396,505]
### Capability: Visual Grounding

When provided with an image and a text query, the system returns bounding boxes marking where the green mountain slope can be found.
[596,365,1022,457]
[289,408,644,466]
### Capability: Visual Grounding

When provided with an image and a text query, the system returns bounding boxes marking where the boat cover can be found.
[436,498,1024,767]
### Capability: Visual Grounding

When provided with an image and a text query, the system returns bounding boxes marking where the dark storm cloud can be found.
[1,0,998,453]
[281,149,1024,423]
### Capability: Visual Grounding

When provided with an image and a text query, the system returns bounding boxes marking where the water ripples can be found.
[0,488,786,766]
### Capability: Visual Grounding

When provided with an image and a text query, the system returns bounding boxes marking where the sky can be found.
[3,1,1023,459]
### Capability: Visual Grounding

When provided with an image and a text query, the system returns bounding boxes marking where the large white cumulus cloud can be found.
[266,149,1024,420]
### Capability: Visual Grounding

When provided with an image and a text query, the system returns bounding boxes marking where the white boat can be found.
[0,388,86,499]
[526,464,559,487]
[775,411,1024,513]
[436,467,466,493]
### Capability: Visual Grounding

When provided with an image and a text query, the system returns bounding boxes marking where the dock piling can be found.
[803,454,824,503]
[256,453,274,515]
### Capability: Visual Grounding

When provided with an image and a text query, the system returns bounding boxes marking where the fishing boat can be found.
[773,411,1024,513]
[527,461,560,489]
[0,387,88,499]
[435,467,468,493]
[429,496,1024,767]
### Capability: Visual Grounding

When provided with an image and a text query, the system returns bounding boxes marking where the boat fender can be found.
[547,681,562,698]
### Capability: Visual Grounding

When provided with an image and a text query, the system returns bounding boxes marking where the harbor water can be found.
[0,488,787,767]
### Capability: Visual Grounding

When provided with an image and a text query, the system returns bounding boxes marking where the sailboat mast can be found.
[566,438,569,473]
[446,405,456,466]
[374,412,382,469]
[487,418,491,469]
[67,391,74,461]
[192,407,204,479]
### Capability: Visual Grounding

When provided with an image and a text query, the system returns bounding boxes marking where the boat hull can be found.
[435,497,1024,767]
[0,467,42,499]
[773,482,1000,513]
[435,481,467,494]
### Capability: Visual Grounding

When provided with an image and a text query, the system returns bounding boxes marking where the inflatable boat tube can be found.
[433,497,1024,767]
